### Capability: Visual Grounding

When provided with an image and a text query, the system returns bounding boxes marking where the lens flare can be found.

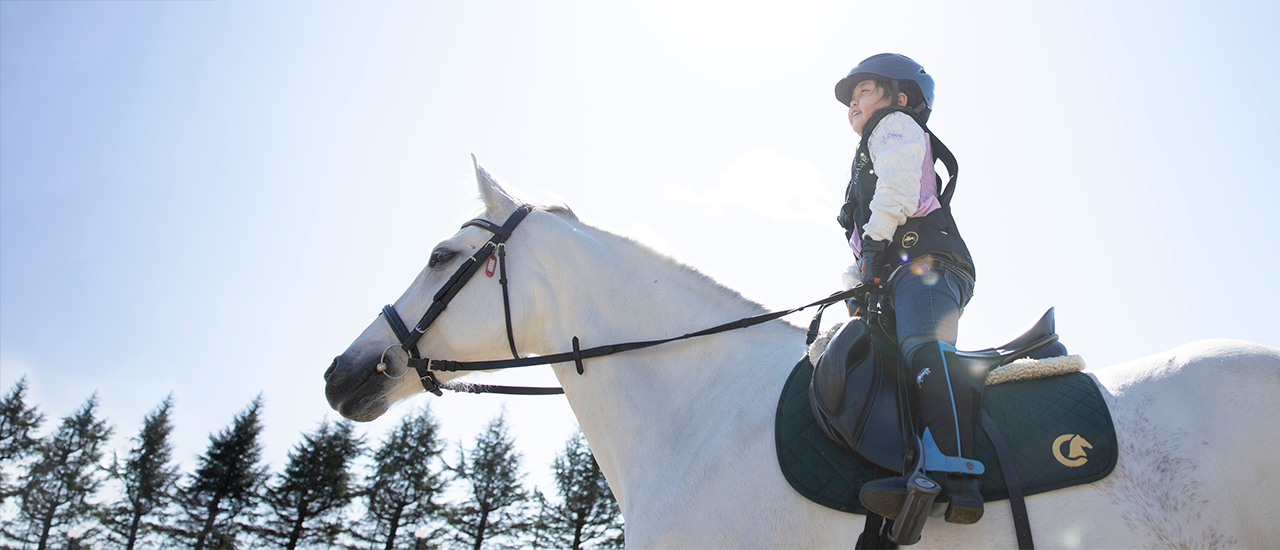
[908,258,939,285]
[1058,525,1083,548]
[968,363,988,380]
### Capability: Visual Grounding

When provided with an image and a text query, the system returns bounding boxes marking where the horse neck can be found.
[523,218,804,508]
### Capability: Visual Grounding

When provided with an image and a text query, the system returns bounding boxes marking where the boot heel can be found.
[942,476,984,525]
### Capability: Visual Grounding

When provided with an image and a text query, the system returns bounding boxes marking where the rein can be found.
[380,204,871,396]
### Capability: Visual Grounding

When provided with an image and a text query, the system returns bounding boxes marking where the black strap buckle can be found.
[418,368,444,397]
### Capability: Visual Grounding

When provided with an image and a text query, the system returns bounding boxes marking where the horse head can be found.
[324,156,565,421]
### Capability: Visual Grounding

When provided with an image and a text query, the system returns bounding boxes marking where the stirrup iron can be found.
[888,434,939,546]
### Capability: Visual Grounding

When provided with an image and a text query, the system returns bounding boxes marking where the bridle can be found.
[378,204,553,395]
[379,203,872,397]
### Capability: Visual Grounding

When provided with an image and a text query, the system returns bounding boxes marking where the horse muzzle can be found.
[323,354,394,422]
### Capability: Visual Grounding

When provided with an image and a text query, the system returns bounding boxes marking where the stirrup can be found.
[887,434,939,546]
[920,428,984,476]
[919,429,985,525]
[886,430,988,544]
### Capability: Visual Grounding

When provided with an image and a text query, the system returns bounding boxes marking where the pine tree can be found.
[0,376,45,501]
[348,407,447,550]
[444,414,530,550]
[99,395,179,550]
[254,419,363,550]
[536,430,623,550]
[4,395,112,550]
[169,396,267,550]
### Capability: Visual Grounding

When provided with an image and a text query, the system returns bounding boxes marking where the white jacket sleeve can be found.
[862,112,927,243]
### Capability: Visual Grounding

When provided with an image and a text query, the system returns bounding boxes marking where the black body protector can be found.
[837,106,975,284]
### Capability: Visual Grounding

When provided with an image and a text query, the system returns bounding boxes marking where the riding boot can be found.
[908,341,983,524]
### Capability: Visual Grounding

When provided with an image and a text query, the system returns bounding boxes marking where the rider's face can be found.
[847,80,901,136]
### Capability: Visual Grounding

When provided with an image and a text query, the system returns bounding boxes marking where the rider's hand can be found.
[841,264,861,289]
[858,239,887,285]
[842,264,866,317]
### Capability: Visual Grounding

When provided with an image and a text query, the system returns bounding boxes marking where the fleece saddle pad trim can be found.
[775,357,1117,515]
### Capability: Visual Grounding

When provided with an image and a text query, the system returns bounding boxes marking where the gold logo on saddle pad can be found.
[1053,434,1092,467]
[902,232,919,248]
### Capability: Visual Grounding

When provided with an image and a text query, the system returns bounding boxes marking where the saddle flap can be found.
[809,320,871,416]
[808,319,905,472]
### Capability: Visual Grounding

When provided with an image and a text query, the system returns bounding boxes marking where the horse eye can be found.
[428,249,456,268]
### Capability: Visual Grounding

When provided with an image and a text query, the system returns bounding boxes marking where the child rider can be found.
[834,53,983,525]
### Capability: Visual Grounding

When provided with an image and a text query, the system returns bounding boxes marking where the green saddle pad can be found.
[775,356,1117,514]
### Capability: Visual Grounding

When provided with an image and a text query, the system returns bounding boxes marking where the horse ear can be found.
[472,154,517,216]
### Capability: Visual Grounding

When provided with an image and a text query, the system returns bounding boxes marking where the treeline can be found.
[0,378,622,550]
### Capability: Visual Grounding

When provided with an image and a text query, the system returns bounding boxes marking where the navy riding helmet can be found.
[835,53,935,121]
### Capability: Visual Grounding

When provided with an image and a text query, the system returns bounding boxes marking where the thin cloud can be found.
[662,147,835,225]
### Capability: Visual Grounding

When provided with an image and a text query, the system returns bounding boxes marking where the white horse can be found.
[324,161,1280,549]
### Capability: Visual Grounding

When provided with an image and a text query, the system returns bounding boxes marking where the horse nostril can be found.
[325,357,338,382]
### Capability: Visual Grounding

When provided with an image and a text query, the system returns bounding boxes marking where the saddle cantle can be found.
[808,308,1067,472]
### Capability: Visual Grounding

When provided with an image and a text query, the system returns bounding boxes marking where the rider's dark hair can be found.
[866,77,924,110]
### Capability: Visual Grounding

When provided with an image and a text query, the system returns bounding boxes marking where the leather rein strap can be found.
[381,203,873,396]
[419,287,867,375]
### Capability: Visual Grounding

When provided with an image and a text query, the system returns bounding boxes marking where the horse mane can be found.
[543,206,769,317]
[472,184,767,317]
[542,203,578,220]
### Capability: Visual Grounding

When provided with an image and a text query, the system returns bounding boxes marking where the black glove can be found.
[846,295,867,317]
[858,239,887,285]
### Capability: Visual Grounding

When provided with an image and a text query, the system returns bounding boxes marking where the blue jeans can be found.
[890,257,974,360]
[889,257,976,459]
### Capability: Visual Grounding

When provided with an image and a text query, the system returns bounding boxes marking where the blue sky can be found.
[3,0,1278,503]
